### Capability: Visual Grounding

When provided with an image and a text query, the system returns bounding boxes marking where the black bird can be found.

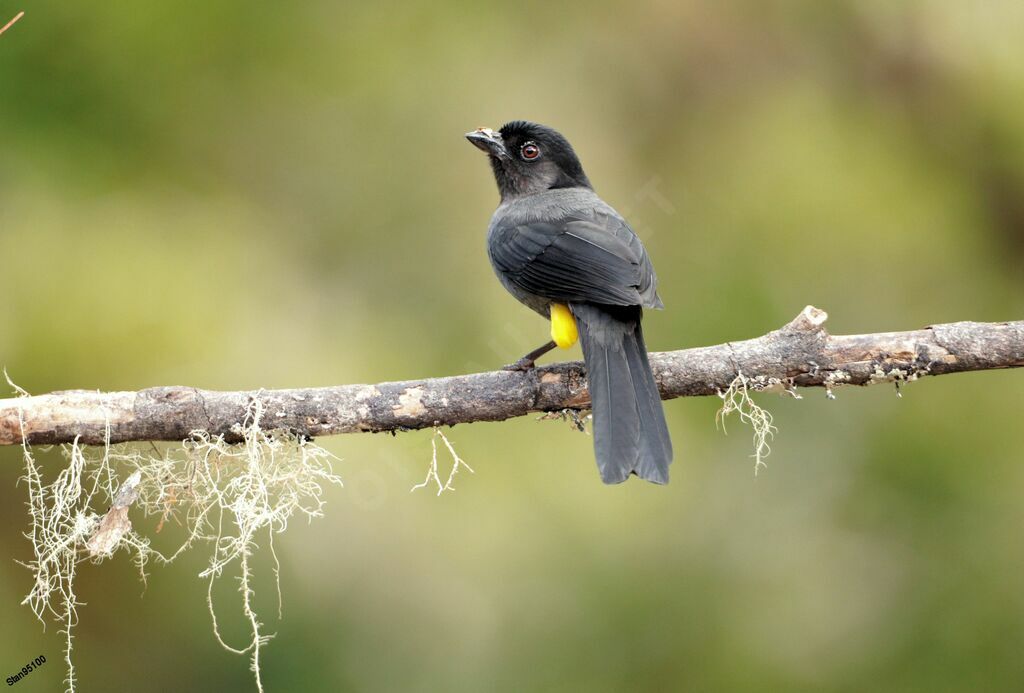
[466,121,673,484]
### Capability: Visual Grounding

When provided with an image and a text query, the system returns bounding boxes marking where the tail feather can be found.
[572,303,673,485]
[624,324,673,480]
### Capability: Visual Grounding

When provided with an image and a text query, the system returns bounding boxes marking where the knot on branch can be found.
[781,305,829,335]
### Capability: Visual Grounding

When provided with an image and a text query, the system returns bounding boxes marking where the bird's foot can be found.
[501,340,557,372]
[502,357,536,372]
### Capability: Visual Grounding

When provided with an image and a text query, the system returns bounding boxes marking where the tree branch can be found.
[0,11,24,38]
[2,306,1022,447]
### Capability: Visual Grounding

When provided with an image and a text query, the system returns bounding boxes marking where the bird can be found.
[466,120,673,484]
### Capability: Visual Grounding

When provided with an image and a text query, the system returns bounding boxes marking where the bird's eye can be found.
[520,142,541,161]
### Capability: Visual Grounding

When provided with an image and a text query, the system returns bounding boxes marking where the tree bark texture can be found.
[2,307,1021,447]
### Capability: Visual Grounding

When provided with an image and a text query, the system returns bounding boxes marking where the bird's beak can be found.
[465,127,507,158]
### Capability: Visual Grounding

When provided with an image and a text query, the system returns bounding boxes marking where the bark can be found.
[1,306,1021,447]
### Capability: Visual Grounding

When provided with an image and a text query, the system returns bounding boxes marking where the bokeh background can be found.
[2,1,1024,691]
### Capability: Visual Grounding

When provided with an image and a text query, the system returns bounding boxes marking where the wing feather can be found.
[489,211,660,307]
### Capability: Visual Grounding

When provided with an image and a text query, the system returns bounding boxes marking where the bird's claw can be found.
[502,358,536,372]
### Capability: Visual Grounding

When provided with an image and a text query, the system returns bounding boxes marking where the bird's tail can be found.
[572,304,673,484]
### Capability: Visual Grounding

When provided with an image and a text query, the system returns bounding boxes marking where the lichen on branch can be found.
[13,392,343,693]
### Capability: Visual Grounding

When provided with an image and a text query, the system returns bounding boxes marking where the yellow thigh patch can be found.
[550,303,578,349]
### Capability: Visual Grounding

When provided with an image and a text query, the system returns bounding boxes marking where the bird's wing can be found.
[490,210,660,307]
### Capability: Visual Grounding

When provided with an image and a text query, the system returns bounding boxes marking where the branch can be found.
[0,11,24,38]
[2,306,1022,447]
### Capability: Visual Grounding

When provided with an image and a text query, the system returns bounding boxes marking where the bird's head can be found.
[466,120,592,201]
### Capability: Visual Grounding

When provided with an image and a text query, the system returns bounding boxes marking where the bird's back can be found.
[487,188,662,313]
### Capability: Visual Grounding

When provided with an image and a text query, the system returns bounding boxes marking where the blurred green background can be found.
[2,1,1024,691]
